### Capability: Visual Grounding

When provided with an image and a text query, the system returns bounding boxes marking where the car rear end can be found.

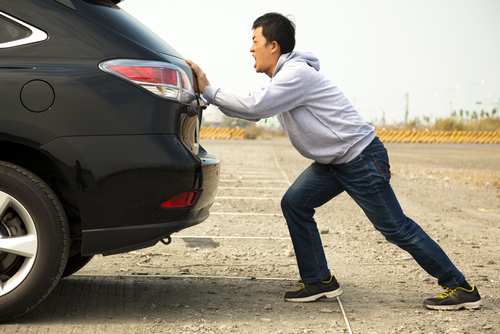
[0,0,220,256]
[67,0,221,255]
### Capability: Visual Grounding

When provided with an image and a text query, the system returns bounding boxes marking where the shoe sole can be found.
[424,300,482,310]
[285,288,344,303]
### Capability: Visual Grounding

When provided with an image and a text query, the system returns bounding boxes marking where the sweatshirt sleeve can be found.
[202,64,305,120]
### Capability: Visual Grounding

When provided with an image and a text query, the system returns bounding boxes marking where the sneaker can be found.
[424,285,482,310]
[284,275,343,302]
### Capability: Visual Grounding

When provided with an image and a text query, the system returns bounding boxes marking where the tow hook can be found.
[160,235,172,245]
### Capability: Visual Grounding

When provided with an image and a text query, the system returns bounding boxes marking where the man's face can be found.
[250,27,277,77]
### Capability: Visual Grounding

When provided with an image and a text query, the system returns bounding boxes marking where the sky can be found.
[120,0,500,125]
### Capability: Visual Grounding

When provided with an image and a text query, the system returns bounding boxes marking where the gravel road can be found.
[4,140,500,334]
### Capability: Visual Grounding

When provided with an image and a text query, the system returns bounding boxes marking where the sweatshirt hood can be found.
[273,51,320,77]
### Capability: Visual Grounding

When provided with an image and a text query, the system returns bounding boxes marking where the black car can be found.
[0,0,220,322]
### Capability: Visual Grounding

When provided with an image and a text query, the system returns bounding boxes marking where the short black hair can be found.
[252,13,295,54]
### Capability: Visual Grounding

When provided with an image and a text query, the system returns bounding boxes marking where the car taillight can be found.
[161,190,200,208]
[99,59,193,103]
[108,65,177,85]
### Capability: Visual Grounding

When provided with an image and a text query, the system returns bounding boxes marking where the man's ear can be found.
[271,41,281,54]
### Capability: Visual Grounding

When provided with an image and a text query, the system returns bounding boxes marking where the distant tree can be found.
[466,110,470,119]
[472,111,478,120]
[493,108,497,117]
[480,110,485,119]
[451,110,457,118]
[486,112,490,118]
[459,109,464,119]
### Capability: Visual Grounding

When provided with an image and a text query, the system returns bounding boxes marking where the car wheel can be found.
[0,162,69,322]
[62,254,94,278]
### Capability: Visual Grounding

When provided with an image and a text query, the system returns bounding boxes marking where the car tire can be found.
[0,162,70,322]
[62,254,94,278]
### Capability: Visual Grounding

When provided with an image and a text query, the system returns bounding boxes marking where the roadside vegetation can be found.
[392,108,500,132]
[205,109,499,139]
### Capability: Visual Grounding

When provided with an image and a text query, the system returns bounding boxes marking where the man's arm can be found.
[186,59,305,120]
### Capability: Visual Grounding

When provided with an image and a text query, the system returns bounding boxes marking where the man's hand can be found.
[185,59,211,94]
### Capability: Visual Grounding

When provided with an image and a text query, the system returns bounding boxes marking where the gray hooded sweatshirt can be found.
[202,51,376,164]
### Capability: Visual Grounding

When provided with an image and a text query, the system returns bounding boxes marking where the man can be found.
[186,12,481,310]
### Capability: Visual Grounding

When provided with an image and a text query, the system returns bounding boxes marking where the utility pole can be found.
[469,79,485,120]
[446,86,459,117]
[404,92,409,125]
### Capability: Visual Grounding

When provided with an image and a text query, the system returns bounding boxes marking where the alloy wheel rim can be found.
[0,191,38,296]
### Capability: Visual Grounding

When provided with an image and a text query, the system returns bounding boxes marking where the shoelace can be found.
[437,287,459,299]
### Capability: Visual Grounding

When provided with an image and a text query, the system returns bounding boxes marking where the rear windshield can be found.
[74,0,183,58]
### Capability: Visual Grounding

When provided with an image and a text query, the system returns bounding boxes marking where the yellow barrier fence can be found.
[200,127,245,140]
[377,130,500,144]
[200,127,500,143]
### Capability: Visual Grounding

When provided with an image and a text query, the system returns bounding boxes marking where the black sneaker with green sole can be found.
[284,275,343,302]
[424,286,482,310]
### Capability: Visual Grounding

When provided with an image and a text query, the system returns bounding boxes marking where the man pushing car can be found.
[186,12,481,310]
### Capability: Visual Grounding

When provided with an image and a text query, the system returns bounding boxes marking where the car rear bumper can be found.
[81,212,209,255]
[40,134,220,255]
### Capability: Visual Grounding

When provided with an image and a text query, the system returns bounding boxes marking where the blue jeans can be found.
[281,137,465,287]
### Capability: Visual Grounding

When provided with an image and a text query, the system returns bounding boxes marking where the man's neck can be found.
[266,56,281,78]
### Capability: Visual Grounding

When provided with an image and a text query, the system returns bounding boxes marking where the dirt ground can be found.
[4,140,500,334]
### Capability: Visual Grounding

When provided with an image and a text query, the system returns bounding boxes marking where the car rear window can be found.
[0,15,31,44]
[74,0,183,58]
